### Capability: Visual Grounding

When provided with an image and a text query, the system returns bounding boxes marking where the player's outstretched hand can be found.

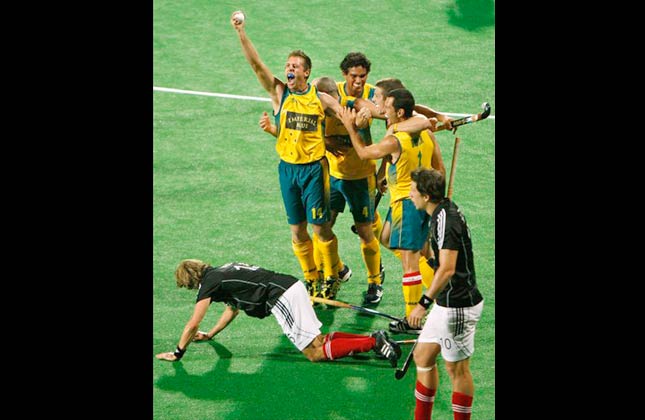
[156,352,179,362]
[230,11,245,30]
[193,331,212,342]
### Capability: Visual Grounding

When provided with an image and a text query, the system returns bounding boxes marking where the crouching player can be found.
[155,259,401,366]
[407,168,484,420]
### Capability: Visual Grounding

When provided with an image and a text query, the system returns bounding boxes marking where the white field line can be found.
[153,86,495,120]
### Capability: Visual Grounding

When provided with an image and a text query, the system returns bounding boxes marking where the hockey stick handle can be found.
[310,296,404,322]
[447,137,460,199]
[395,339,418,345]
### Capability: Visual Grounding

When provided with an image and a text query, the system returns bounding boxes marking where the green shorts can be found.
[278,158,331,225]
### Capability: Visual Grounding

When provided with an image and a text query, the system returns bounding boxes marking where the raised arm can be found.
[338,107,399,161]
[318,91,343,118]
[353,97,384,122]
[414,104,453,130]
[392,114,432,135]
[231,12,283,110]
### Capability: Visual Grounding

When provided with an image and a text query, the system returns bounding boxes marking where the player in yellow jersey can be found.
[338,88,438,334]
[231,12,345,300]
[361,78,451,332]
[258,74,384,304]
[313,65,386,304]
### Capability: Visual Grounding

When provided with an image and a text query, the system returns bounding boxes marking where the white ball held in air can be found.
[233,11,245,24]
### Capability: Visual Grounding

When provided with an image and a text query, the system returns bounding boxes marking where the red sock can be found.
[452,392,473,420]
[414,381,436,420]
[322,333,376,360]
[327,332,368,340]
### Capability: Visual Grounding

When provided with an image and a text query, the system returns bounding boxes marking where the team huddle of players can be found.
[257,49,452,335]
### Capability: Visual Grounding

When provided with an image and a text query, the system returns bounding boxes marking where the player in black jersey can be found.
[406,168,484,420]
[155,260,401,367]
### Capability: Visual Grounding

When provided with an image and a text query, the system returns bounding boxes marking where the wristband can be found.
[173,345,186,360]
[418,295,433,309]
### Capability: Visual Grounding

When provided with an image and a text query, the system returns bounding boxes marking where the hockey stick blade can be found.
[439,102,491,131]
[395,340,418,380]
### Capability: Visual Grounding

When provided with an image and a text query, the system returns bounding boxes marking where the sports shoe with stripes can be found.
[363,283,384,304]
[338,264,352,282]
[371,330,401,367]
[388,318,421,335]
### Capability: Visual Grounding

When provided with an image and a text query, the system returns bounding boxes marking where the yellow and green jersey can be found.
[275,84,326,164]
[324,82,377,180]
[386,130,435,203]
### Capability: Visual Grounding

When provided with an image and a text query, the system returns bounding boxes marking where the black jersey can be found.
[196,262,299,318]
[429,200,483,308]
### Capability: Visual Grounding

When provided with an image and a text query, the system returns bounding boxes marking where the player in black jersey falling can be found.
[406,168,484,420]
[155,260,401,367]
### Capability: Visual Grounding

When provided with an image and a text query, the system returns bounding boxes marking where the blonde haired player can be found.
[155,259,401,367]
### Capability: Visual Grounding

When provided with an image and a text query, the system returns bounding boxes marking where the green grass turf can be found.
[154,1,494,418]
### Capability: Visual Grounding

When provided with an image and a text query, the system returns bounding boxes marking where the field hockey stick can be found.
[447,137,461,199]
[310,296,404,322]
[395,339,417,345]
[435,102,491,133]
[395,339,418,379]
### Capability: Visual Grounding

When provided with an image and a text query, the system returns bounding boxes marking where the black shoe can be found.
[338,264,352,283]
[371,330,401,367]
[363,283,384,304]
[388,318,421,335]
[320,276,340,300]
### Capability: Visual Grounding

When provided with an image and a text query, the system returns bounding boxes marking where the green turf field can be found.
[154,1,494,418]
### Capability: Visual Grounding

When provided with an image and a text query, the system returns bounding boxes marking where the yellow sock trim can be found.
[402,273,423,317]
